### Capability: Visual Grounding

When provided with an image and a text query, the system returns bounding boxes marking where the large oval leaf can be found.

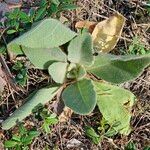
[7,18,77,58]
[2,86,59,130]
[68,33,94,66]
[48,62,68,84]
[23,47,67,69]
[62,79,96,115]
[87,53,150,84]
[94,81,136,135]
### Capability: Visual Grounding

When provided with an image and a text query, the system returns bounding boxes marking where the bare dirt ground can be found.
[0,0,150,150]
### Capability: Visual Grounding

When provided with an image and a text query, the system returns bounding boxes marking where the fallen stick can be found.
[0,54,18,91]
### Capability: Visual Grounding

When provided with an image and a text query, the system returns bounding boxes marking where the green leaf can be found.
[42,122,51,133]
[15,145,22,150]
[84,126,100,144]
[2,86,59,130]
[45,116,58,125]
[59,0,74,3]
[7,18,77,58]
[60,4,78,11]
[12,135,21,142]
[48,3,58,15]
[22,47,67,69]
[19,11,30,23]
[21,137,32,145]
[52,0,60,6]
[75,65,86,79]
[22,146,29,150]
[48,62,68,83]
[68,33,94,66]
[7,29,17,34]
[62,79,96,115]
[6,8,19,19]
[94,82,136,135]
[21,131,39,145]
[15,68,27,86]
[67,63,86,79]
[87,53,150,84]
[12,61,23,71]
[34,6,47,21]
[19,123,27,135]
[28,131,40,138]
[39,0,47,7]
[125,141,136,150]
[104,127,118,137]
[4,140,18,148]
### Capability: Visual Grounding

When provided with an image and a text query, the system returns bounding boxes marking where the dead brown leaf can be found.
[75,13,125,53]
[59,107,73,123]
[92,12,126,52]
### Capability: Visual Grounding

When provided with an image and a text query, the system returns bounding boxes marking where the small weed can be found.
[125,141,136,150]
[4,123,39,150]
[85,117,122,144]
[84,126,101,144]
[12,61,27,86]
[5,8,32,35]
[33,106,58,134]
[3,0,77,37]
[128,36,149,55]
[41,111,58,133]
[119,36,149,55]
[35,0,78,21]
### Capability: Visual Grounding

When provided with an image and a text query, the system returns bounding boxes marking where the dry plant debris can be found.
[0,63,6,94]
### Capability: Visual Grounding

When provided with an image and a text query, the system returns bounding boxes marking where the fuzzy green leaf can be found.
[67,63,86,80]
[68,33,94,66]
[2,86,59,130]
[23,47,67,69]
[48,62,68,83]
[94,82,136,135]
[7,18,77,58]
[62,79,96,115]
[87,53,150,84]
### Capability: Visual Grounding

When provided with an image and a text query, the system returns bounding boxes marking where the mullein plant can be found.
[1,16,150,137]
